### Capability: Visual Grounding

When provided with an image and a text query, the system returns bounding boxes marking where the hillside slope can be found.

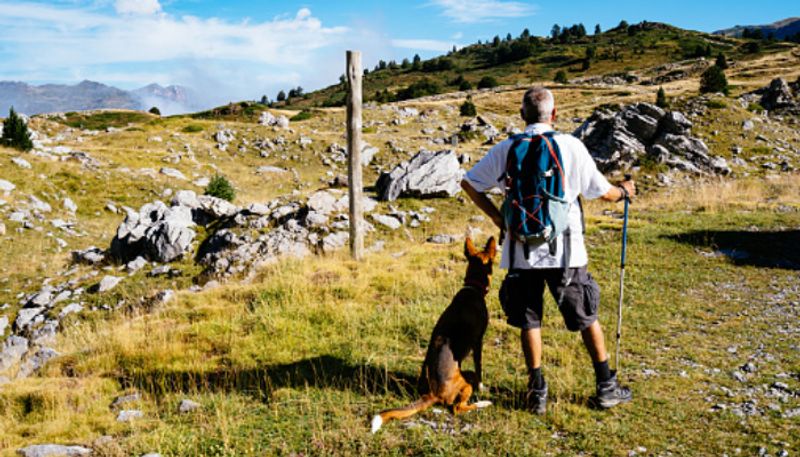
[0,42,798,456]
[283,21,793,109]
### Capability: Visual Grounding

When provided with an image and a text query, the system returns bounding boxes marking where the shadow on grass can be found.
[116,354,545,411]
[117,355,419,404]
[665,229,800,270]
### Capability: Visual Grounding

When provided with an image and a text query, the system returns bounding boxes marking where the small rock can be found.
[178,399,201,413]
[160,167,187,181]
[62,198,78,213]
[126,256,148,273]
[96,275,123,293]
[427,234,458,244]
[16,444,92,457]
[371,214,402,230]
[111,392,141,409]
[0,179,15,193]
[12,157,32,169]
[116,409,144,422]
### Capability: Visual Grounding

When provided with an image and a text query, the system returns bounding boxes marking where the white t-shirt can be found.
[464,123,612,269]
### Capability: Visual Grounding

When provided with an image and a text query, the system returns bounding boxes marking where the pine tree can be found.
[551,24,561,40]
[700,66,729,95]
[656,87,668,108]
[2,107,33,151]
[148,106,161,116]
[521,28,530,39]
[459,96,477,117]
[276,90,286,102]
[412,54,422,70]
[595,24,602,35]
[205,175,236,202]
[715,53,728,69]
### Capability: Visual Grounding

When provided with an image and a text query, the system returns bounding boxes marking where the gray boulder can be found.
[110,201,196,263]
[17,347,59,378]
[0,336,29,371]
[575,102,729,175]
[178,399,201,413]
[71,246,105,265]
[760,78,795,111]
[116,410,144,422]
[0,179,15,193]
[0,316,8,335]
[376,150,463,201]
[16,445,92,457]
[96,275,123,293]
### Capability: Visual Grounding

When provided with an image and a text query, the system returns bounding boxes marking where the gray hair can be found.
[521,87,555,124]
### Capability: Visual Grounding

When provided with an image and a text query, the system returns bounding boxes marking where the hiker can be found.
[460,87,636,413]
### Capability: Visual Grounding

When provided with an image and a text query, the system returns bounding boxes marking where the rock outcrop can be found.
[739,77,800,114]
[574,103,730,175]
[375,150,463,201]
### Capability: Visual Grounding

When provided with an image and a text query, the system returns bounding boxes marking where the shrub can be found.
[699,66,729,95]
[290,110,314,122]
[554,70,568,84]
[148,106,161,116]
[1,107,33,151]
[715,53,728,70]
[182,124,204,133]
[205,175,236,202]
[747,102,764,112]
[459,97,477,117]
[706,99,727,109]
[459,80,473,91]
[477,76,499,89]
[395,78,440,101]
[656,87,668,108]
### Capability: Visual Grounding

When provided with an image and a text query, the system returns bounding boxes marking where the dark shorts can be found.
[499,267,600,332]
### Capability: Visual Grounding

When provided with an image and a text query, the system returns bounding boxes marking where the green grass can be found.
[1,179,798,455]
[58,111,154,130]
[181,124,204,133]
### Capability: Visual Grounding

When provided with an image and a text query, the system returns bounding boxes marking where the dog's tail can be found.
[370,394,437,433]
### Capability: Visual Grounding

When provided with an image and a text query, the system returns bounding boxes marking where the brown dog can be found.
[371,237,497,433]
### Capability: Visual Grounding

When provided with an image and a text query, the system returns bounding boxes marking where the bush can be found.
[706,99,727,109]
[554,70,568,84]
[656,87,668,108]
[747,102,764,112]
[477,76,499,89]
[182,124,204,133]
[715,53,728,70]
[699,66,728,95]
[459,80,473,91]
[290,110,314,122]
[395,78,440,101]
[1,107,33,151]
[205,175,236,202]
[148,106,161,116]
[459,97,477,117]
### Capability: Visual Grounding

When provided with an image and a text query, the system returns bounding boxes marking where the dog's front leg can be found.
[472,342,483,391]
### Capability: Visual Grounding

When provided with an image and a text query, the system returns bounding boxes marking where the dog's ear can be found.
[484,236,497,260]
[464,237,477,258]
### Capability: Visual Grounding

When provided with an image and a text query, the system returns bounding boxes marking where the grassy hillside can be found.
[281,21,794,109]
[0,42,799,456]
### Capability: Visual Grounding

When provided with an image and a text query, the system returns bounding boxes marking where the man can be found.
[461,87,635,413]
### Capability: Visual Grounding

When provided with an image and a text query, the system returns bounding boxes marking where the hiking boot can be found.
[525,377,548,415]
[596,371,632,409]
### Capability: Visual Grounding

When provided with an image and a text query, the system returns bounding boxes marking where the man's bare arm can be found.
[461,180,504,230]
[600,179,636,202]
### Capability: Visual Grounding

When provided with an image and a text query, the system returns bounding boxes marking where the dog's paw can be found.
[370,415,383,433]
[474,400,493,409]
[479,382,488,392]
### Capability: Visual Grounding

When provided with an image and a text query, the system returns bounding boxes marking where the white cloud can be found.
[430,0,536,24]
[391,39,459,52]
[0,1,355,106]
[115,0,162,15]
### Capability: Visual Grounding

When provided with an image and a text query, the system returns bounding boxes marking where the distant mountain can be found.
[714,17,800,40]
[132,83,204,115]
[0,80,201,116]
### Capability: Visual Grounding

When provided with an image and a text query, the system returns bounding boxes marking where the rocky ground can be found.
[0,50,799,456]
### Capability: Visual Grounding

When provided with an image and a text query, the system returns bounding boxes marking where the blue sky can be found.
[0,0,795,107]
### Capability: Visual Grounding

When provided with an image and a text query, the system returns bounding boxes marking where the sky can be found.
[0,0,795,108]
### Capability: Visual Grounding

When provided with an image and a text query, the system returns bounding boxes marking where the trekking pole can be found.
[614,175,631,373]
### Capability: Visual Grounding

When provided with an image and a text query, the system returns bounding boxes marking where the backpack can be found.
[499,131,570,255]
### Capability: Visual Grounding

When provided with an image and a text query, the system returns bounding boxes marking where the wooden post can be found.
[346,50,364,260]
